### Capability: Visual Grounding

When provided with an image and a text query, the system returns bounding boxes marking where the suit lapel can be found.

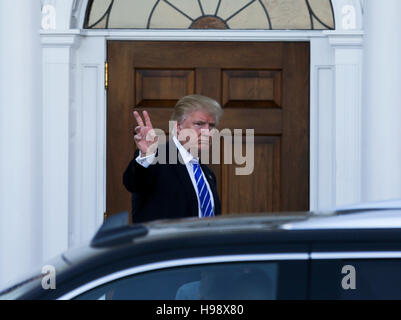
[167,141,199,214]
[201,164,221,216]
[167,140,221,216]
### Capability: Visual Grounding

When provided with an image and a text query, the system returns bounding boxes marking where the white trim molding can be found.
[327,31,364,208]
[41,31,81,260]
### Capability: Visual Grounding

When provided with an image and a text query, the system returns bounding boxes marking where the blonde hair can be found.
[171,94,223,124]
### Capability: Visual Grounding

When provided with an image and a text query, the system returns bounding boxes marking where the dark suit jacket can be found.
[123,142,221,223]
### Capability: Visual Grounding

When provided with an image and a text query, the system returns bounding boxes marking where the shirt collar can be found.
[172,135,199,165]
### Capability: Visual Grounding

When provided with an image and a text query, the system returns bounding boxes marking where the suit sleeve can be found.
[123,149,157,193]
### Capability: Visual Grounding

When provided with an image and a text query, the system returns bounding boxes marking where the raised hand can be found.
[133,110,158,156]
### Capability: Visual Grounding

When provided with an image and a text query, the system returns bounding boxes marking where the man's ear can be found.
[169,120,179,137]
[176,122,182,135]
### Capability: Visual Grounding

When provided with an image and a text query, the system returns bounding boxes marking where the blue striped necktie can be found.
[192,161,214,218]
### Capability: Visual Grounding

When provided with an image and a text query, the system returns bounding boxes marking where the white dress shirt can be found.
[135,136,214,218]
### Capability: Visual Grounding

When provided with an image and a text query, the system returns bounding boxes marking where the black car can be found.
[2,206,401,300]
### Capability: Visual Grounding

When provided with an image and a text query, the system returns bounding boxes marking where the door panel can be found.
[222,69,282,107]
[107,41,309,216]
[223,136,281,213]
[135,69,195,106]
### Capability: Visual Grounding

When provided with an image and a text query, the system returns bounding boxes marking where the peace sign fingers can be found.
[132,110,158,156]
[142,110,153,129]
[133,111,145,127]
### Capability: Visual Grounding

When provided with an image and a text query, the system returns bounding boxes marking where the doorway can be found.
[106,41,309,216]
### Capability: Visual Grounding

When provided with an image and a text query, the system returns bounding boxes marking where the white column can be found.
[41,32,80,260]
[327,32,364,207]
[310,37,336,211]
[0,1,43,289]
[362,0,401,201]
[41,0,84,258]
[73,36,107,246]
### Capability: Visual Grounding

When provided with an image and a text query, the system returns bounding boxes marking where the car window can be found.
[311,259,401,299]
[74,260,307,300]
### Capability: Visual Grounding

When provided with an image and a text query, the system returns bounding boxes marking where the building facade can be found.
[1,0,401,290]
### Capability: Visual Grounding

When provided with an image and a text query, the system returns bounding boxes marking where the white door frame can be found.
[40,0,364,258]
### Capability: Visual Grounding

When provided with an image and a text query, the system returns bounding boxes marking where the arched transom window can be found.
[85,0,335,30]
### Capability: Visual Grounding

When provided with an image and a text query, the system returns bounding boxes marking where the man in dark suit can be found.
[123,95,222,223]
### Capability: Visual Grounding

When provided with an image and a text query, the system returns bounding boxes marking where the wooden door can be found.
[107,41,309,217]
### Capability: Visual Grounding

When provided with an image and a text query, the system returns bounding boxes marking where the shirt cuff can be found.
[135,152,156,168]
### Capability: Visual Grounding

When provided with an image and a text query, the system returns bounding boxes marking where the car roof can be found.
[141,197,401,233]
[282,209,401,230]
[143,208,401,235]
[3,207,401,299]
[61,207,401,264]
[143,212,309,237]
[78,206,401,251]
[63,213,309,265]
[334,198,401,211]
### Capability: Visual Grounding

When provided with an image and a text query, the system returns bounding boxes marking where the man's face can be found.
[177,110,216,153]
